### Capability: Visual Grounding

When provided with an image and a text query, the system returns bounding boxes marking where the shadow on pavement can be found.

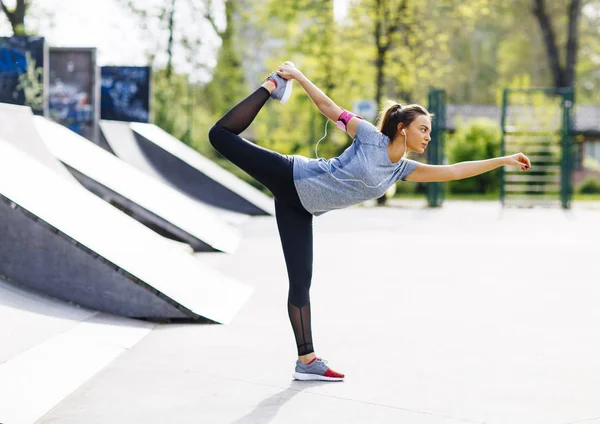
[231,380,337,424]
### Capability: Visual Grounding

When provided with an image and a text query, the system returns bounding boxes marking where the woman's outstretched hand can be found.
[504,152,532,171]
[276,61,300,80]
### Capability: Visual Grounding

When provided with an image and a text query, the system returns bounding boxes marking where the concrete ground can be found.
[2,201,600,424]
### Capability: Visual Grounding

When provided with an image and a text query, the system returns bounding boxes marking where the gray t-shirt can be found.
[293,120,420,216]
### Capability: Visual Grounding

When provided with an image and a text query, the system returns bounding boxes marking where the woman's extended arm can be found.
[276,62,364,137]
[277,62,342,122]
[404,153,531,183]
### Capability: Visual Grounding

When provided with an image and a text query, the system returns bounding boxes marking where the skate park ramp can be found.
[0,103,75,181]
[99,120,276,216]
[0,276,154,424]
[0,136,253,324]
[33,116,240,254]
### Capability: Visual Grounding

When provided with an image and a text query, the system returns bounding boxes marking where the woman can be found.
[209,61,531,382]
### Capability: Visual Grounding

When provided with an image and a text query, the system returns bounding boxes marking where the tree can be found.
[165,0,176,79]
[373,0,408,107]
[531,0,582,89]
[203,0,247,116]
[231,0,345,161]
[361,0,457,204]
[0,0,31,35]
[261,0,338,144]
[119,0,210,81]
[577,0,600,103]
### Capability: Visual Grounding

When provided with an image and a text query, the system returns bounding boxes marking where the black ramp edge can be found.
[100,120,275,216]
[33,116,240,254]
[65,165,215,252]
[97,124,116,154]
[0,196,188,319]
[132,123,275,215]
[99,120,251,226]
[0,138,253,324]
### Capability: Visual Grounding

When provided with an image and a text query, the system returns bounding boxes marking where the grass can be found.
[393,192,500,201]
[573,194,600,201]
[394,193,600,202]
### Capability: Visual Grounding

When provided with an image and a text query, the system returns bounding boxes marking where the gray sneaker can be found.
[293,358,345,381]
[265,72,293,104]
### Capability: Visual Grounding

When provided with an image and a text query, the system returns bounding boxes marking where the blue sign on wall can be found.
[101,66,151,123]
[0,36,46,115]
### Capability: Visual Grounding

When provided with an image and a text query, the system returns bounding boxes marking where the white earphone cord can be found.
[314,119,407,189]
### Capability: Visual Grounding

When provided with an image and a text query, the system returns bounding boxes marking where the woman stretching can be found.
[209,61,531,382]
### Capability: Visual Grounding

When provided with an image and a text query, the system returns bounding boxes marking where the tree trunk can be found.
[221,0,243,108]
[320,0,335,93]
[0,0,28,35]
[373,0,402,206]
[565,0,582,88]
[375,49,388,204]
[531,0,563,88]
[315,0,335,147]
[373,0,389,110]
[532,0,582,89]
[374,0,387,206]
[166,0,176,80]
[375,52,385,110]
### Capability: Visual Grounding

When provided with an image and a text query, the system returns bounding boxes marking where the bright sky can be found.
[0,0,349,81]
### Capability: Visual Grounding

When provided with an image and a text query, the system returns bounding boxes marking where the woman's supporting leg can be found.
[274,198,315,357]
[208,86,291,197]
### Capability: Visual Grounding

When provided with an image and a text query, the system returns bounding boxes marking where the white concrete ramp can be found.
[0,103,74,180]
[0,277,154,424]
[33,116,240,254]
[100,120,275,216]
[0,137,253,324]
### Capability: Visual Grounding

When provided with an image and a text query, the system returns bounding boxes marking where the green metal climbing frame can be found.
[500,88,574,209]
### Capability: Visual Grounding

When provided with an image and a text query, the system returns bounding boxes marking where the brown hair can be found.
[376,101,433,141]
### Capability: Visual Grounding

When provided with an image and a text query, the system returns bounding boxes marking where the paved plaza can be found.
[2,201,599,424]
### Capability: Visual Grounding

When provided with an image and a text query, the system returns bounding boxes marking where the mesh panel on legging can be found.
[288,303,313,356]
[275,198,315,356]
[213,87,270,135]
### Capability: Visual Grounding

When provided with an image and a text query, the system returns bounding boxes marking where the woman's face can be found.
[401,114,432,154]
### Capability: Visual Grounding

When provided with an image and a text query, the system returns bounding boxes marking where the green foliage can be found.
[246,0,352,158]
[446,118,501,194]
[16,51,44,112]
[577,177,600,194]
[107,0,600,198]
[577,1,600,104]
[151,70,213,159]
[152,70,194,144]
[150,67,271,193]
[13,23,25,35]
[202,0,247,117]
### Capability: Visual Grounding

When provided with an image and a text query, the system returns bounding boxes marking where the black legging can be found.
[208,87,315,356]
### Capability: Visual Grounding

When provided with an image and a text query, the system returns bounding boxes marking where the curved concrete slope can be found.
[101,120,275,216]
[34,116,240,254]
[0,138,252,324]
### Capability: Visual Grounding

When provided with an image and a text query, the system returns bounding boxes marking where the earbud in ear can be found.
[402,129,406,135]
